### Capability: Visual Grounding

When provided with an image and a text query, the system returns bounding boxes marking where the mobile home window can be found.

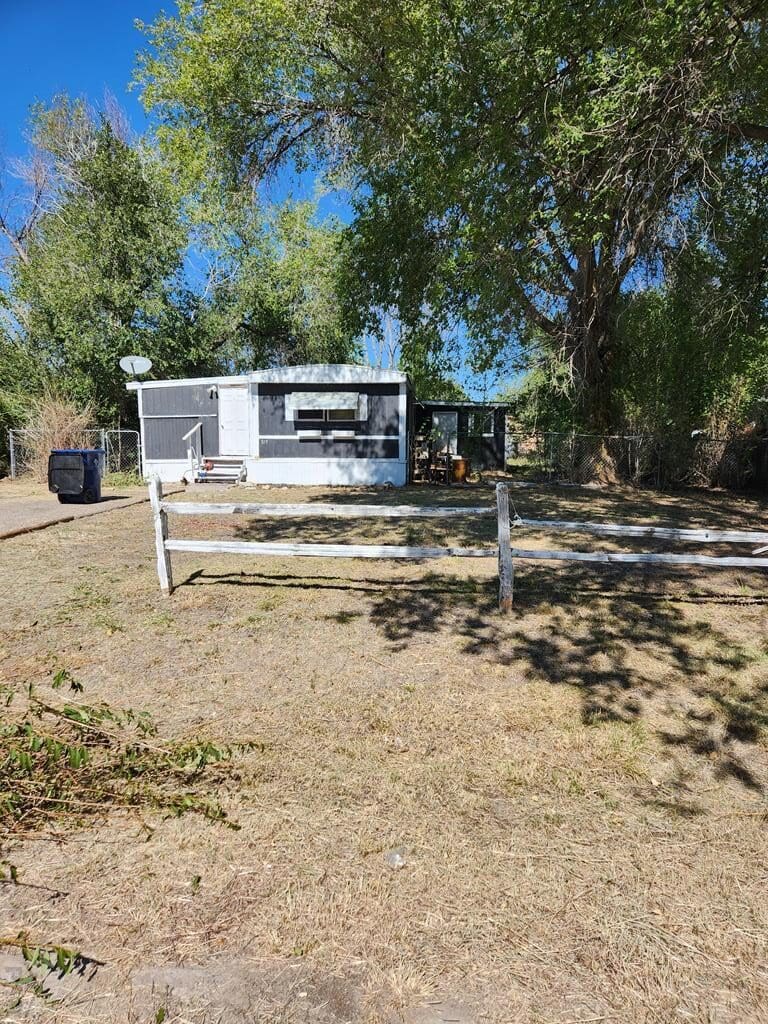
[469,411,494,437]
[295,408,357,422]
[286,391,368,421]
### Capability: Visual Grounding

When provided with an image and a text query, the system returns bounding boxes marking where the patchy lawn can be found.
[1,479,767,1023]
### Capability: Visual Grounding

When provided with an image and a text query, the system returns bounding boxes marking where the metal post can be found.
[9,431,16,479]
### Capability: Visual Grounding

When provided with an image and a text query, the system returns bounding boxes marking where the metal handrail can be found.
[182,421,203,480]
[181,422,202,443]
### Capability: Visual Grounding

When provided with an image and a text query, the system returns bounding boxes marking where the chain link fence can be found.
[506,431,768,490]
[8,428,141,481]
[102,429,142,477]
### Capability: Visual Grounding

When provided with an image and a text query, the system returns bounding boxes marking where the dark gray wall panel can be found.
[258,383,401,438]
[145,416,219,459]
[413,403,506,469]
[141,384,220,417]
[259,438,399,459]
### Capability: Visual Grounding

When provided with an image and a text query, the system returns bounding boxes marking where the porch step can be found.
[194,456,246,484]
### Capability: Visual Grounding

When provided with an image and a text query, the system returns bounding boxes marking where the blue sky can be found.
[0,0,512,397]
[0,0,157,159]
[0,0,332,207]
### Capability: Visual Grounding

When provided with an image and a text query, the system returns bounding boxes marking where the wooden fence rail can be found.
[163,501,494,519]
[148,478,768,604]
[149,478,506,601]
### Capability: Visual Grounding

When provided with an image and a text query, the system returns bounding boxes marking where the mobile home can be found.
[127,364,410,486]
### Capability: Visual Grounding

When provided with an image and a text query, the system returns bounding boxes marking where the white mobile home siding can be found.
[129,365,409,485]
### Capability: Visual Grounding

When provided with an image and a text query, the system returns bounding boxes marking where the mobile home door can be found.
[218,385,250,455]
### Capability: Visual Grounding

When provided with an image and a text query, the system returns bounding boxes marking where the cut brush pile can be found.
[0,673,258,837]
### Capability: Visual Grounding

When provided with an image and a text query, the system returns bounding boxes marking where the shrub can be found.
[20,391,94,481]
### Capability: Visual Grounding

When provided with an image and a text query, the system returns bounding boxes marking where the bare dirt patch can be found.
[1,480,767,1022]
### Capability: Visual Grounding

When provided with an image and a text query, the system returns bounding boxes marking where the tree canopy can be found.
[0,95,361,431]
[191,194,360,372]
[9,107,208,422]
[139,0,768,428]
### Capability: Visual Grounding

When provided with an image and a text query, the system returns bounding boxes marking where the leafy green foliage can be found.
[138,0,768,427]
[19,942,85,977]
[1,95,360,438]
[10,111,212,423]
[192,194,360,370]
[612,155,768,436]
[0,336,47,472]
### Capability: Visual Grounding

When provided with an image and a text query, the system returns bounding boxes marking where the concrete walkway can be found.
[0,485,150,540]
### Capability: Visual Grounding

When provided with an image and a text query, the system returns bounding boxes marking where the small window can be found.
[469,411,494,437]
[295,408,356,422]
[327,408,357,422]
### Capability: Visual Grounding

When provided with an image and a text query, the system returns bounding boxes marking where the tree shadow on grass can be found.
[365,562,768,794]
[178,558,768,794]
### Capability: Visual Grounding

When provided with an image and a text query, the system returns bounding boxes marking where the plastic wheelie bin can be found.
[48,449,105,504]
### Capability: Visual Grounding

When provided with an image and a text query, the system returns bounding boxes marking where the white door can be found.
[432,411,458,453]
[218,386,250,455]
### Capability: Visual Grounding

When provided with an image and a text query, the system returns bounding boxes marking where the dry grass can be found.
[1,479,767,1023]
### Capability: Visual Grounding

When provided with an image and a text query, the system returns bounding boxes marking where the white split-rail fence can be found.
[149,478,768,606]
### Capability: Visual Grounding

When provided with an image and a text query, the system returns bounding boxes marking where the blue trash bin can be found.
[48,449,105,504]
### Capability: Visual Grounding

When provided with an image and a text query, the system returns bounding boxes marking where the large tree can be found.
[191,192,361,370]
[139,0,768,426]
[612,150,768,435]
[7,98,211,423]
[3,94,362,428]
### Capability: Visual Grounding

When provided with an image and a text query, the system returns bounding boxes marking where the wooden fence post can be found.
[496,482,513,612]
[148,476,173,595]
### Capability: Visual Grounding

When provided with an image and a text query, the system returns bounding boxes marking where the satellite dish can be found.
[120,355,153,376]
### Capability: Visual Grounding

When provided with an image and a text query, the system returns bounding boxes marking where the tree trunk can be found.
[569,317,614,431]
[564,248,617,432]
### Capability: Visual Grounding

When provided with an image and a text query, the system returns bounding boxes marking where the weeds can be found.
[5,936,95,976]
[101,470,142,488]
[20,391,93,483]
[0,933,103,1003]
[51,668,83,693]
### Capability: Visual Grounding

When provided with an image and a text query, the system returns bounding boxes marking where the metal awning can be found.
[287,391,359,410]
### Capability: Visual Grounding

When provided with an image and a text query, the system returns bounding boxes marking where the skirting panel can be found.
[143,459,190,483]
[244,458,407,487]
[143,458,408,486]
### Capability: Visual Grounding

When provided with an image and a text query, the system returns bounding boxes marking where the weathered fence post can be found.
[148,476,173,595]
[496,482,513,612]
